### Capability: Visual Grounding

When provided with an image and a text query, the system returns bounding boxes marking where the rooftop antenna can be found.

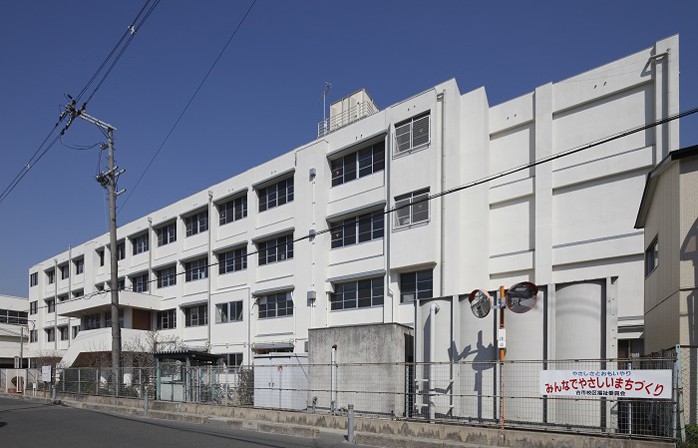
[322,82,332,133]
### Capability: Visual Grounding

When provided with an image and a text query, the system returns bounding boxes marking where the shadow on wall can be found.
[450,331,496,420]
[681,215,698,424]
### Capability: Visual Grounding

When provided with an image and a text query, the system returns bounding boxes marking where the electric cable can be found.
[118,0,258,214]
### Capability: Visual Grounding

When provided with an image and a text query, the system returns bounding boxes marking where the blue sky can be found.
[0,0,696,298]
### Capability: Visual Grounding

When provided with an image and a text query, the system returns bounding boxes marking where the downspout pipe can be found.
[207,191,213,352]
[331,344,338,413]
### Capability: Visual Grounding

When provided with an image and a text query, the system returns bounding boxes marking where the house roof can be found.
[635,145,698,229]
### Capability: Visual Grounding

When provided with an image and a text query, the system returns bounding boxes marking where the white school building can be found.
[26,35,680,367]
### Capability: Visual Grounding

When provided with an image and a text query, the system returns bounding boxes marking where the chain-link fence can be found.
[1,354,682,442]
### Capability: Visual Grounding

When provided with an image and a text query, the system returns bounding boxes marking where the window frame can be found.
[330,277,384,310]
[258,177,294,212]
[330,209,384,248]
[73,257,84,275]
[185,210,209,237]
[29,301,38,315]
[331,140,385,187]
[47,269,55,285]
[131,232,149,255]
[218,194,248,225]
[131,272,149,293]
[30,272,38,287]
[157,309,177,330]
[257,292,293,319]
[116,240,126,261]
[59,263,70,280]
[394,112,430,155]
[399,269,433,303]
[156,222,177,247]
[45,298,55,313]
[184,257,208,282]
[257,234,294,266]
[184,304,208,327]
[394,188,430,228]
[216,300,244,323]
[645,237,659,277]
[218,246,248,274]
[156,265,177,288]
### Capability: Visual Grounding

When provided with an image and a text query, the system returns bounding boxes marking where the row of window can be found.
[30,270,432,343]
[30,111,432,288]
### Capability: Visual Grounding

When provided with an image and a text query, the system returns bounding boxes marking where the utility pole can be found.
[64,103,124,378]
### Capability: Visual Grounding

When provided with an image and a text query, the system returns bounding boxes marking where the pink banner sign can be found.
[539,370,671,399]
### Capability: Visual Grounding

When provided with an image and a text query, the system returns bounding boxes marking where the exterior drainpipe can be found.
[429,302,440,421]
[207,191,213,352]
[437,91,446,297]
[331,344,338,413]
[53,258,58,351]
[385,122,394,323]
[68,246,72,346]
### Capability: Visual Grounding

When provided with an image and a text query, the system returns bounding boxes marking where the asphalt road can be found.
[0,397,371,448]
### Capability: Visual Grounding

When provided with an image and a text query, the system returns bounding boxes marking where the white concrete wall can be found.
[25,36,679,366]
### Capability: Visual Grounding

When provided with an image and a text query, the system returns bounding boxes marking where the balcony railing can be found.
[317,101,378,138]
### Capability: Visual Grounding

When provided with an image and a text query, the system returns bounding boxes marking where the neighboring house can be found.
[635,144,698,353]
[0,294,29,368]
[27,36,680,367]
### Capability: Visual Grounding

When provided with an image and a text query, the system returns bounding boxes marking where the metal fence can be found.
[1,354,683,442]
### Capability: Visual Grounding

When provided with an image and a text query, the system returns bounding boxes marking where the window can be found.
[60,263,70,280]
[224,353,243,367]
[30,330,38,343]
[74,257,84,275]
[0,309,26,325]
[95,283,105,292]
[29,301,38,315]
[331,141,385,186]
[132,233,149,255]
[116,240,126,261]
[331,210,384,248]
[156,265,177,288]
[46,328,55,343]
[258,177,294,212]
[400,270,433,303]
[59,326,69,341]
[184,257,208,282]
[257,234,294,266]
[219,195,248,225]
[57,294,69,302]
[83,313,101,330]
[216,301,243,323]
[104,311,124,329]
[72,326,80,338]
[395,112,430,154]
[45,298,55,313]
[184,304,208,327]
[156,222,177,246]
[185,210,208,236]
[131,272,149,293]
[30,272,38,287]
[645,237,659,277]
[47,269,55,285]
[331,277,384,310]
[72,289,84,298]
[111,277,125,291]
[157,309,177,330]
[395,189,429,227]
[258,292,293,319]
[97,248,105,267]
[219,247,247,274]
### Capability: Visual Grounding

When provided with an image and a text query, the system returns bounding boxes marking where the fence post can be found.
[78,368,81,394]
[144,384,149,416]
[347,404,355,443]
[96,369,100,396]
[675,345,686,443]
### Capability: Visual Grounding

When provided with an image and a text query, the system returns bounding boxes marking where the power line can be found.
[0,0,159,208]
[118,0,258,214]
